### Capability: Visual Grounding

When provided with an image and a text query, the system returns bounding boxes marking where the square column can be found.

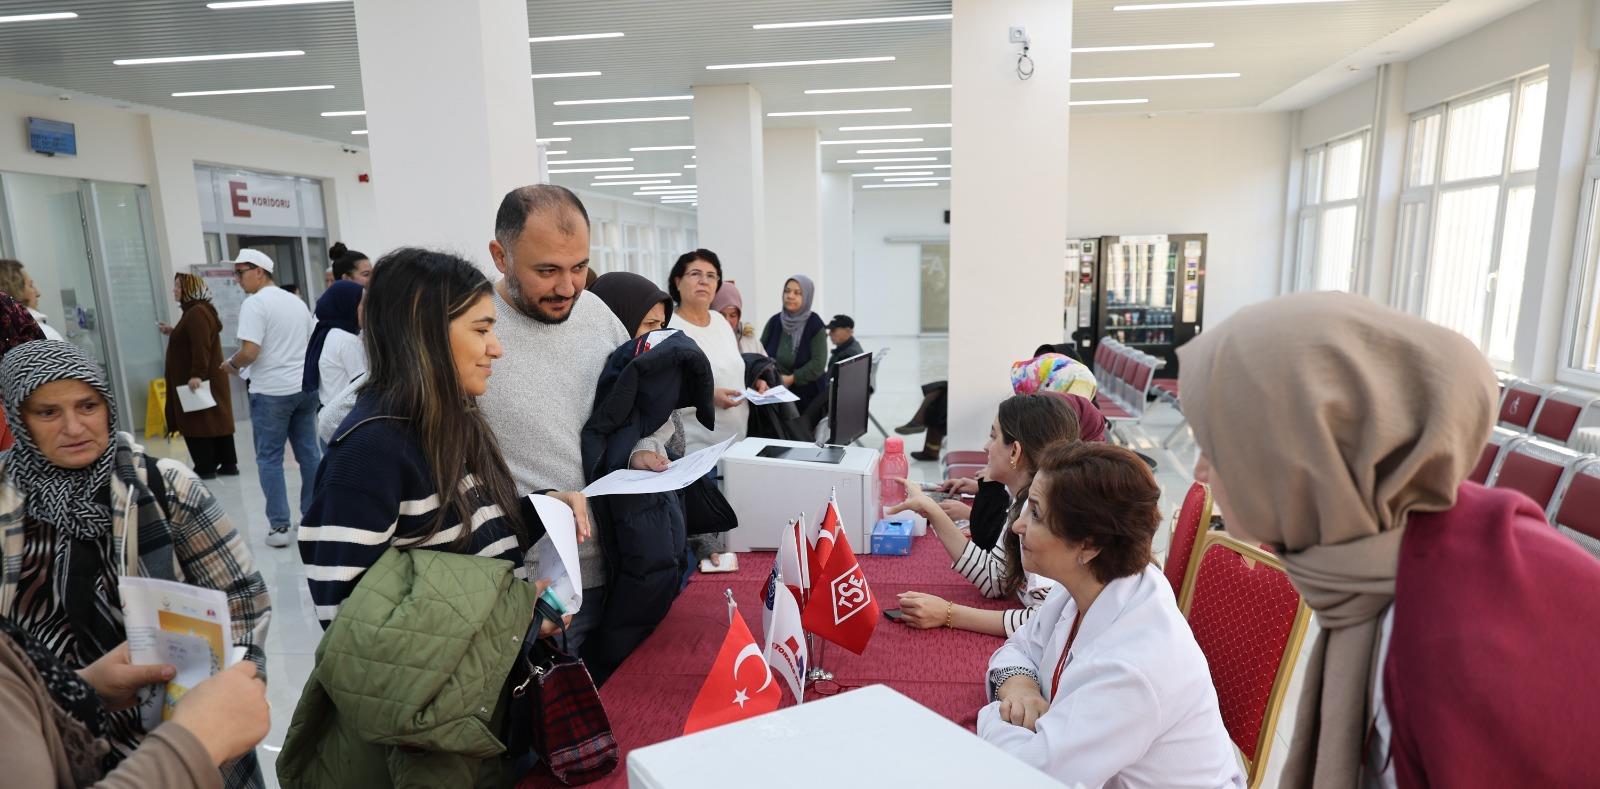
[947,0,1073,450]
[354,0,540,272]
[693,85,765,294]
[763,127,824,319]
[821,171,856,319]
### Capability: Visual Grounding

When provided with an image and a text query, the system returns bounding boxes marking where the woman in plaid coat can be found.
[0,339,271,789]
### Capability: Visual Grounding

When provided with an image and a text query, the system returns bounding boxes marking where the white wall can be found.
[851,188,951,336]
[1404,0,1559,113]
[1300,78,1376,148]
[0,81,378,325]
[820,172,855,321]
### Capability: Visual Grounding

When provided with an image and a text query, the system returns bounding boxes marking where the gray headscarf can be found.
[779,275,816,347]
[2,340,120,538]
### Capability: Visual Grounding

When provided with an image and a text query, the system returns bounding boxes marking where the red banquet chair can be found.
[1471,428,1528,485]
[1531,389,1600,445]
[1163,482,1213,607]
[1497,381,1549,432]
[1487,438,1587,518]
[1181,533,1310,789]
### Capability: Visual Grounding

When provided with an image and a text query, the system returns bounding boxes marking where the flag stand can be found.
[805,631,832,683]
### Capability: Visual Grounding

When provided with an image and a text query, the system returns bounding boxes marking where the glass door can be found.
[919,243,950,333]
[0,172,114,367]
[83,181,167,434]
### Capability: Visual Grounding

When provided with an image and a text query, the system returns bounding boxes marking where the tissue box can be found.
[871,518,914,556]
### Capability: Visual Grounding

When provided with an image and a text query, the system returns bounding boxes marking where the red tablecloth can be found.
[534,533,1015,788]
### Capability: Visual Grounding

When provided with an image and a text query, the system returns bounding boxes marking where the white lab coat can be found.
[978,565,1245,789]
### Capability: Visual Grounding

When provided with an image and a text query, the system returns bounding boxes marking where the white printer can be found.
[720,438,883,554]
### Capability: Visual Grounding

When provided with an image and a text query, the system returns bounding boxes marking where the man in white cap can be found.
[220,248,320,548]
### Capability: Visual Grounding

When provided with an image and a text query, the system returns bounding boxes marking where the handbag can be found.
[683,473,738,536]
[512,598,619,787]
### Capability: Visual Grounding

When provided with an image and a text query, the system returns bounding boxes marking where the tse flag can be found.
[801,499,879,655]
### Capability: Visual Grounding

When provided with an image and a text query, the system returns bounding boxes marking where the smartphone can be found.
[883,608,905,622]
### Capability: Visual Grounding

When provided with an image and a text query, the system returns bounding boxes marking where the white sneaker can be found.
[266,524,296,548]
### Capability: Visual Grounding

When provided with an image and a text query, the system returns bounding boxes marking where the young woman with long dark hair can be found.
[298,247,588,627]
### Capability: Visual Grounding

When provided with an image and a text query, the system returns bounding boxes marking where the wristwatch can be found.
[987,666,1042,702]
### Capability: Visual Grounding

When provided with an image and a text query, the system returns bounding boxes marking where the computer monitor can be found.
[827,351,872,447]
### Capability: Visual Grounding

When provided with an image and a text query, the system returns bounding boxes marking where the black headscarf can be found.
[303,280,363,394]
[589,272,674,337]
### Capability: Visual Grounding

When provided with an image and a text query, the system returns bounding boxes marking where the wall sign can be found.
[27,117,77,157]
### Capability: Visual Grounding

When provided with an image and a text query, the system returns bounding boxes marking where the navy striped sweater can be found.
[299,396,547,627]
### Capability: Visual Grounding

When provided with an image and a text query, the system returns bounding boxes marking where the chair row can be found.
[1473,431,1600,559]
[1496,376,1600,452]
[1163,482,1307,789]
[1092,338,1166,442]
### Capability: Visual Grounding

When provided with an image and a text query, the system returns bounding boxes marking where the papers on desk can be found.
[731,385,800,406]
[118,577,238,728]
[528,495,584,614]
[581,436,736,498]
[174,380,218,413]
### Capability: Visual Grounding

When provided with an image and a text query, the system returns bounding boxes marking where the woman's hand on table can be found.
[543,491,591,542]
[997,676,1050,732]
[714,388,743,409]
[939,499,972,521]
[938,478,979,496]
[895,591,950,629]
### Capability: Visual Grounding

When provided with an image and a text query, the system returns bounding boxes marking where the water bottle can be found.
[879,437,910,510]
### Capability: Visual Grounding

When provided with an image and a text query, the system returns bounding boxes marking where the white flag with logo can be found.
[762,562,808,704]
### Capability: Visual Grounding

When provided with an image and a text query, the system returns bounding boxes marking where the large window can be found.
[1397,72,1547,366]
[1295,132,1367,292]
[1563,92,1600,382]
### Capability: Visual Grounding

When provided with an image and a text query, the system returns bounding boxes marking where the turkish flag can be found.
[806,500,843,593]
[801,507,880,655]
[683,596,782,735]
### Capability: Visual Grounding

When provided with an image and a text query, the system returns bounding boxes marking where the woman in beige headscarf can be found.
[1178,291,1600,788]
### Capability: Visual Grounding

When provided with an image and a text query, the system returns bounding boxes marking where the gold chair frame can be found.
[1179,532,1312,789]
[1164,482,1213,612]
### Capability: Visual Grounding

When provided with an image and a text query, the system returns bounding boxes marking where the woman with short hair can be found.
[667,250,750,452]
[980,441,1242,787]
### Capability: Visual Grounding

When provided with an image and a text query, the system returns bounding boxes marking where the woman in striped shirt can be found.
[299,247,588,628]
[891,394,1080,636]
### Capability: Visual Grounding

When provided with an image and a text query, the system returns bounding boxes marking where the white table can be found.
[626,684,1063,789]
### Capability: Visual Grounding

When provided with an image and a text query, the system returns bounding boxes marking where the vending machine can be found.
[1095,233,1207,379]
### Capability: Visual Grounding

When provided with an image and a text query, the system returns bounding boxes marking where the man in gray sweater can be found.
[478,185,669,652]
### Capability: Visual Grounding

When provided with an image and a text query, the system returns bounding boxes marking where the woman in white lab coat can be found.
[979,441,1243,789]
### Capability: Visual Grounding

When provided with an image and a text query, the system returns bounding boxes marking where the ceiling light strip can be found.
[551,116,689,126]
[0,12,79,23]
[351,129,367,135]
[537,137,571,143]
[528,32,624,43]
[707,56,894,70]
[594,172,682,179]
[554,95,692,106]
[805,84,950,95]
[172,84,334,97]
[116,50,304,65]
[628,145,695,152]
[1072,42,1214,52]
[207,0,346,8]
[549,166,633,173]
[855,146,951,154]
[754,13,952,29]
[862,183,941,189]
[1072,72,1238,83]
[839,122,950,131]
[321,110,365,117]
[544,150,568,155]
[545,157,633,164]
[589,180,673,186]
[768,107,912,117]
[821,137,923,145]
[531,71,602,79]
[851,171,931,177]
[875,164,952,170]
[837,157,938,163]
[1070,98,1151,106]
[884,176,951,182]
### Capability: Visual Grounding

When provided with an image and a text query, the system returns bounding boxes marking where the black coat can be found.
[742,353,811,442]
[579,330,716,683]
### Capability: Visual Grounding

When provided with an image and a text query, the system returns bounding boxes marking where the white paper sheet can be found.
[527,495,584,615]
[118,576,235,728]
[581,435,736,497]
[731,384,800,406]
[174,380,218,413]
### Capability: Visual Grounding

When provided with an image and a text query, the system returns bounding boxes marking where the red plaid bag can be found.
[513,600,618,787]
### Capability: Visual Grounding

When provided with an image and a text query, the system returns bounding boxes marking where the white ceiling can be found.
[0,0,1539,191]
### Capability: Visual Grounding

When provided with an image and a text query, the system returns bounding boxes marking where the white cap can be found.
[229,248,275,274]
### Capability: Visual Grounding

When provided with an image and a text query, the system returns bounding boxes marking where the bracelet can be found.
[944,600,954,629]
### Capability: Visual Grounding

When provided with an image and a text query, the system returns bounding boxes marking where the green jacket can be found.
[276,548,539,789]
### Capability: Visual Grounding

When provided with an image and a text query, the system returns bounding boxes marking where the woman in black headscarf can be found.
[0,340,270,788]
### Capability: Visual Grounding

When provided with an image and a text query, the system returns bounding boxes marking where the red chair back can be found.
[1489,440,1582,515]
[1498,383,1546,430]
[1164,483,1212,605]
[1554,463,1600,558]
[1184,535,1307,780]
[1468,443,1500,484]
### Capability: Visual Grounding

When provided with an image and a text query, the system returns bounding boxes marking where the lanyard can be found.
[1049,610,1086,700]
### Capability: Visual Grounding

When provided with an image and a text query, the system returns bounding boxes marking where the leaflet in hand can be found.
[117,577,237,728]
[732,385,800,405]
[581,436,737,497]
[174,380,218,413]
[527,494,584,615]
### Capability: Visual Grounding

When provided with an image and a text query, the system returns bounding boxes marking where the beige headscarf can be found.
[1177,292,1496,788]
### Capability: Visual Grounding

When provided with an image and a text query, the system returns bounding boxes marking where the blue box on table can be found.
[870,516,914,556]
